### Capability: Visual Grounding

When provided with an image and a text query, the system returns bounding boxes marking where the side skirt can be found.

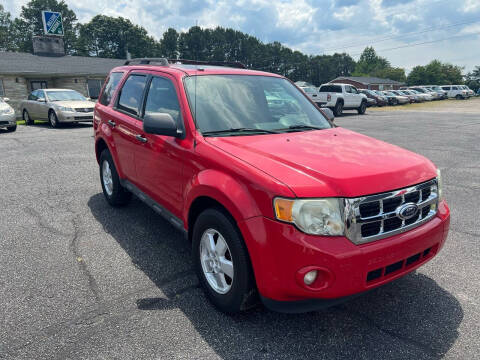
[120,179,188,238]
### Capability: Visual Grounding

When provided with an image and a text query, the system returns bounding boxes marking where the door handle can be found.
[135,134,148,143]
[107,120,116,128]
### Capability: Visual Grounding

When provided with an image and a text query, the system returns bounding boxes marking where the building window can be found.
[0,79,5,97]
[31,81,48,90]
[87,79,104,99]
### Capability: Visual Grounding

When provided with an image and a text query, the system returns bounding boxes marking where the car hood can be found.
[205,128,437,198]
[52,100,95,108]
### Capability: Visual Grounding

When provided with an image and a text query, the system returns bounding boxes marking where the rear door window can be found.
[116,74,148,116]
[99,72,123,106]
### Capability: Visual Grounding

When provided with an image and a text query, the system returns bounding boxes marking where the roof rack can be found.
[124,58,246,69]
[124,58,169,66]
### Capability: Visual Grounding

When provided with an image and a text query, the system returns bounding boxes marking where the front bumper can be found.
[0,113,16,128]
[57,111,94,123]
[239,200,450,311]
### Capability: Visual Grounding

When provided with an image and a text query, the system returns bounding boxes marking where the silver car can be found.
[0,97,16,132]
[20,89,95,128]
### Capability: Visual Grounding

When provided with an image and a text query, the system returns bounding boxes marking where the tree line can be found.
[0,0,473,88]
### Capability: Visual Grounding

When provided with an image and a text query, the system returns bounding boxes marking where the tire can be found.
[99,149,132,207]
[333,101,343,116]
[6,125,17,132]
[357,101,367,115]
[192,208,257,313]
[455,94,462,100]
[49,110,60,128]
[23,110,33,125]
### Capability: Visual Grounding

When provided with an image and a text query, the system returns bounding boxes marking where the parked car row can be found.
[295,81,477,117]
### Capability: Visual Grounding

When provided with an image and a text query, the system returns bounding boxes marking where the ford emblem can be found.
[397,203,418,220]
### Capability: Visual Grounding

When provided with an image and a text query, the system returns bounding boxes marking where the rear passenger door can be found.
[344,86,354,107]
[111,73,148,182]
[134,74,185,218]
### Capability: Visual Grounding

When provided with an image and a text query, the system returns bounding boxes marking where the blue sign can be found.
[42,11,64,36]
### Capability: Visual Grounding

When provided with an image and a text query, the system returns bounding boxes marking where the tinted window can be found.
[37,90,45,100]
[117,74,147,116]
[99,72,123,106]
[319,85,341,93]
[87,79,104,99]
[452,86,458,90]
[144,77,181,125]
[441,86,450,90]
[28,91,38,101]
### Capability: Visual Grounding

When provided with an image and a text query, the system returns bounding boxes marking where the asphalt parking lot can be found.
[1,104,479,359]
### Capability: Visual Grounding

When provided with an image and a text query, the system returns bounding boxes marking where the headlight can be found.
[436,168,443,200]
[274,198,344,236]
[57,106,74,112]
[0,107,14,114]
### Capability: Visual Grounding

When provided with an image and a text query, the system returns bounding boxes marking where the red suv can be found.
[94,59,450,313]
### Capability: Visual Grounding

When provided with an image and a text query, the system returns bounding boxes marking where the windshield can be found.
[302,87,317,94]
[184,75,332,135]
[46,90,87,101]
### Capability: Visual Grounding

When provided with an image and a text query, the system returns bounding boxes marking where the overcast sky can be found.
[4,0,480,73]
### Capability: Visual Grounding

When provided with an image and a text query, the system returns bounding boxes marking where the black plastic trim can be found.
[260,290,370,314]
[120,179,187,237]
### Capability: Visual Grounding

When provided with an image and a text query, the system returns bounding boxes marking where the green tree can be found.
[14,0,78,53]
[465,66,480,92]
[76,15,158,59]
[0,5,15,51]
[407,60,463,85]
[354,46,390,76]
[159,28,179,59]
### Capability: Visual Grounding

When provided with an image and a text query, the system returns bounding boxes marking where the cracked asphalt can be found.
[0,105,479,359]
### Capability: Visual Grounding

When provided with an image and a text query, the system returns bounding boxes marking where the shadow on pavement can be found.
[88,193,462,359]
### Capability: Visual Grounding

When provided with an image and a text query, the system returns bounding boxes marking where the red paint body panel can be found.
[94,64,451,307]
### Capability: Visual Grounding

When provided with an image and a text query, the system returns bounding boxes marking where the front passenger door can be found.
[134,75,185,218]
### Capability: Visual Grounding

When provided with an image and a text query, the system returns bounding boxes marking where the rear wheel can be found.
[6,125,17,132]
[23,110,33,125]
[99,149,131,207]
[192,208,257,313]
[357,101,367,114]
[333,101,343,116]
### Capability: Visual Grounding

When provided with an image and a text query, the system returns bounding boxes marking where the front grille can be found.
[0,121,9,125]
[74,116,93,120]
[344,179,439,244]
[366,244,437,283]
[75,107,94,113]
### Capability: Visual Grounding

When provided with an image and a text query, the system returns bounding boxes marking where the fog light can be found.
[304,270,318,285]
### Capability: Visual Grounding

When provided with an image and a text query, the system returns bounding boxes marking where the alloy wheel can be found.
[200,228,234,294]
[102,160,113,196]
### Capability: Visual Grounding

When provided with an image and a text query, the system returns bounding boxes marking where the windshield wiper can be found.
[202,127,279,136]
[278,124,325,132]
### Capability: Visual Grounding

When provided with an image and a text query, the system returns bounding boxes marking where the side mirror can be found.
[143,113,180,137]
[37,98,46,102]
[3,97,10,102]
[321,107,335,122]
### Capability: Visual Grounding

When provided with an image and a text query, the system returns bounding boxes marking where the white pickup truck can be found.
[317,83,368,116]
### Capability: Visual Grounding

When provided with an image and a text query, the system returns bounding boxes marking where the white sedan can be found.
[0,97,16,132]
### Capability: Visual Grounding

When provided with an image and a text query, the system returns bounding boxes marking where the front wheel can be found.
[192,208,257,313]
[49,111,59,128]
[357,101,367,114]
[455,94,462,100]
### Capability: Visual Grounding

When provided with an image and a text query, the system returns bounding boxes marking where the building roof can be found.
[0,51,125,76]
[332,76,404,85]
